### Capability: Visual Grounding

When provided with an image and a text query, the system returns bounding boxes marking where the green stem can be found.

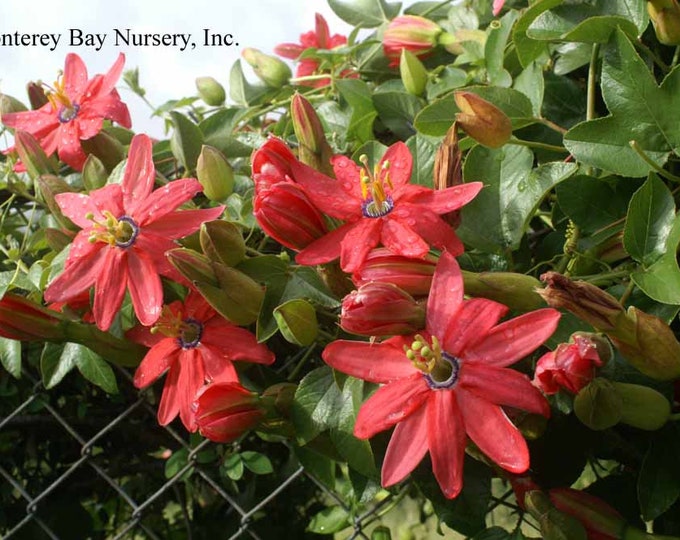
[629,140,680,183]
[636,40,671,72]
[287,344,316,382]
[618,279,635,306]
[508,137,567,153]
[587,43,600,125]
[536,117,568,135]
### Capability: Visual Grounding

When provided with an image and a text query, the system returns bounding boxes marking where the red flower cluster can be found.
[2,53,131,171]
[251,136,483,273]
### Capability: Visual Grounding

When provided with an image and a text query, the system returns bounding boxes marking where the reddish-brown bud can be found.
[454,91,512,148]
[648,0,680,45]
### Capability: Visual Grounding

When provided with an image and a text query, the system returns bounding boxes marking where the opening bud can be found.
[454,91,512,148]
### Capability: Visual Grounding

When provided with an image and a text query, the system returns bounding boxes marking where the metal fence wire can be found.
[0,361,393,540]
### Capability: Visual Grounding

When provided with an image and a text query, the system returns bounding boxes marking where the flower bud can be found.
[549,488,626,540]
[195,76,226,106]
[14,130,57,178]
[0,293,67,341]
[609,306,680,381]
[251,136,297,189]
[203,263,264,326]
[35,175,78,231]
[193,382,266,443]
[540,507,589,540]
[200,220,245,267]
[254,182,328,251]
[461,270,545,311]
[383,15,442,67]
[166,248,219,287]
[262,382,297,417]
[438,29,487,56]
[27,82,49,109]
[454,91,512,148]
[340,282,426,337]
[0,93,27,115]
[533,333,606,395]
[400,49,428,96]
[196,145,234,201]
[242,48,292,88]
[573,378,623,430]
[351,248,437,297]
[647,0,680,45]
[613,381,671,431]
[291,93,334,176]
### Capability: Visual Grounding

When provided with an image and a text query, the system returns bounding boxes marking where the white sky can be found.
[0,0,367,137]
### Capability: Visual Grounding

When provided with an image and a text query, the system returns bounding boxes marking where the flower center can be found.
[58,103,80,123]
[359,154,394,218]
[44,72,78,122]
[86,212,140,248]
[404,334,461,389]
[151,308,204,349]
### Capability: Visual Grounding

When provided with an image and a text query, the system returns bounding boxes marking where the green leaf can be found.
[485,10,519,87]
[373,91,422,140]
[222,453,244,481]
[330,377,377,478]
[527,0,648,43]
[41,343,75,389]
[513,62,545,116]
[241,451,274,475]
[328,0,401,28]
[336,79,378,143]
[169,111,204,173]
[199,108,253,157]
[418,456,492,536]
[623,175,676,266]
[638,423,680,521]
[166,448,193,481]
[291,366,343,444]
[238,256,339,342]
[413,93,458,136]
[556,175,635,234]
[0,337,21,379]
[564,30,680,177]
[512,0,563,68]
[68,343,119,394]
[459,145,577,252]
[426,66,467,100]
[405,134,438,187]
[632,212,680,304]
[306,505,350,534]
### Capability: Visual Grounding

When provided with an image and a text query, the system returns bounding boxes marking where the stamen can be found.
[404,334,460,389]
[357,155,394,218]
[86,212,140,248]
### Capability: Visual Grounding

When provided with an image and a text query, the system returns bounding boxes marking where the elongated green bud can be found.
[290,94,334,176]
[196,145,234,201]
[462,270,544,311]
[14,130,57,178]
[195,76,226,106]
[573,378,623,430]
[613,381,671,431]
[242,48,292,88]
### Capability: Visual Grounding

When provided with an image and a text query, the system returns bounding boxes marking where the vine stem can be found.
[508,137,567,153]
[629,140,680,183]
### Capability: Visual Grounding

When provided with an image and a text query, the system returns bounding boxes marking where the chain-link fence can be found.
[0,360,397,540]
